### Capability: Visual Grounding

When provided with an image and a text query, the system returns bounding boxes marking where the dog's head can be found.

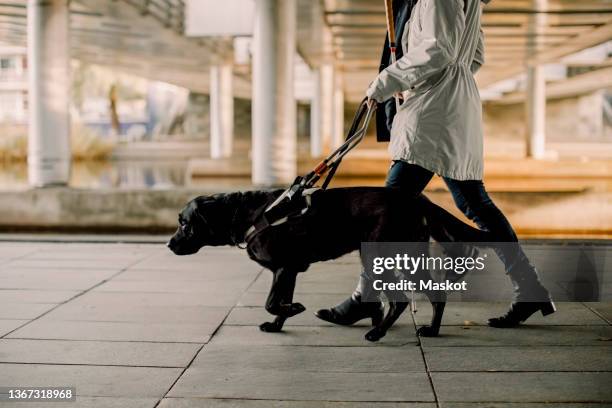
[167,194,234,255]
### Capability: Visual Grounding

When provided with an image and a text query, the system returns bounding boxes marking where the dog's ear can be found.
[191,194,235,245]
[190,197,218,226]
[193,194,230,220]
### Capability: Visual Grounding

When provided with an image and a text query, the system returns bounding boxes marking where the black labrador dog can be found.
[168,187,488,341]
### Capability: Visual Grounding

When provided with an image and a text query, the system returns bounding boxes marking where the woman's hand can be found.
[366,80,378,106]
[367,75,402,104]
[367,93,402,109]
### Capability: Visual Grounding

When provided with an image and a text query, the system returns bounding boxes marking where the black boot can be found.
[315,295,384,326]
[489,261,555,328]
[488,301,556,328]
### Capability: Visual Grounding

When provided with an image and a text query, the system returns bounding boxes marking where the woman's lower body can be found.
[315,160,555,328]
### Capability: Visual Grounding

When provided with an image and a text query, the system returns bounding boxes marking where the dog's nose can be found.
[166,240,173,249]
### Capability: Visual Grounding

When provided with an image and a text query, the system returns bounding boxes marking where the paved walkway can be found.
[0,241,611,407]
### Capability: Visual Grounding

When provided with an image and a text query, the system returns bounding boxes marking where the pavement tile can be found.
[237,291,350,308]
[0,303,55,319]
[4,259,134,270]
[225,306,337,326]
[0,363,181,398]
[159,399,435,408]
[0,397,158,408]
[323,253,361,264]
[299,266,364,283]
[44,303,230,324]
[67,291,239,308]
[433,372,612,402]
[0,320,27,337]
[93,280,252,296]
[0,339,201,367]
[307,257,361,267]
[585,302,612,324]
[424,346,612,372]
[207,325,415,347]
[420,325,612,347]
[128,260,261,275]
[24,250,151,261]
[7,320,214,343]
[168,368,434,402]
[0,289,78,304]
[192,343,426,372]
[114,267,256,282]
[247,272,357,294]
[87,285,247,308]
[225,306,414,327]
[0,241,610,406]
[0,269,118,290]
[19,243,159,253]
[413,302,609,327]
[131,249,256,271]
[0,241,37,258]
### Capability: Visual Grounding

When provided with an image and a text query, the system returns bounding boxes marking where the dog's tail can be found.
[420,195,491,243]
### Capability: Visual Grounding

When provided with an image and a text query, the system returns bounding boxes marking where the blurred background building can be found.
[0,0,610,237]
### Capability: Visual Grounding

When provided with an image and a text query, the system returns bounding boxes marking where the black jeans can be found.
[385,160,524,269]
[356,160,547,301]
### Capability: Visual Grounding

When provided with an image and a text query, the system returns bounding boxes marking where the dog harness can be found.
[242,98,376,246]
[243,187,320,244]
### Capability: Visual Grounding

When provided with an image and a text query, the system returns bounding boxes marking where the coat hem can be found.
[393,156,483,181]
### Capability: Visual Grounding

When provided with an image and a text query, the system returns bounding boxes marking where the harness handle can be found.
[310,97,375,190]
[321,98,370,189]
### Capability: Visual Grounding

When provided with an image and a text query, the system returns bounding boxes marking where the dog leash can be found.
[384,0,401,111]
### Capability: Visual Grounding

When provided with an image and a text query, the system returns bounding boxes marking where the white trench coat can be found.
[367,0,485,180]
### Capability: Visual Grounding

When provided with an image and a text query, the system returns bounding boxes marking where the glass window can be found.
[0,57,16,70]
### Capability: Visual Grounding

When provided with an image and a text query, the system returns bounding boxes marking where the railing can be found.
[122,0,186,34]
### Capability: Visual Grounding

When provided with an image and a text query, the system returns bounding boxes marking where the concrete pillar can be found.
[251,0,297,185]
[332,70,345,149]
[27,0,71,187]
[210,63,234,158]
[525,65,546,159]
[525,0,547,159]
[310,63,334,157]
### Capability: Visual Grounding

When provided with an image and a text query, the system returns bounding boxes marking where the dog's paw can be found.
[259,321,282,332]
[416,325,439,337]
[364,327,386,342]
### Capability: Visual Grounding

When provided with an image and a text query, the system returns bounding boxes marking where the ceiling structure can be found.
[0,0,611,103]
[323,0,612,101]
[0,0,251,97]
